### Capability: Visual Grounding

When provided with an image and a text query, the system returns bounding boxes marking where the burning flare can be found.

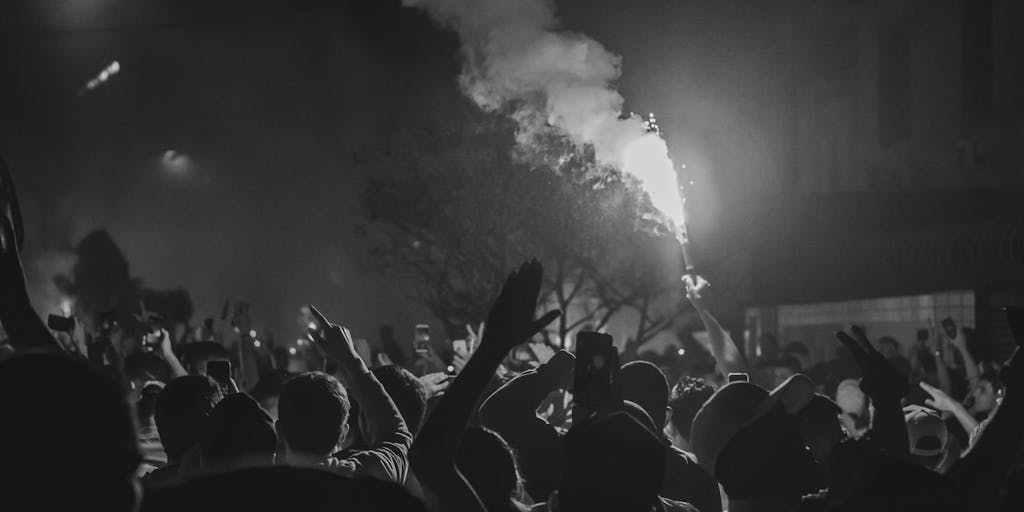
[404,0,688,238]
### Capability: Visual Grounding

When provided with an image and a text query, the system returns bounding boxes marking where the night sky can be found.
[0,0,780,343]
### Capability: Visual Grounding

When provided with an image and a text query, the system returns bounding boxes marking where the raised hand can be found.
[528,340,557,366]
[0,216,31,313]
[681,274,710,308]
[835,326,908,400]
[920,381,960,413]
[466,322,484,354]
[306,304,359,365]
[480,260,560,354]
[419,372,451,399]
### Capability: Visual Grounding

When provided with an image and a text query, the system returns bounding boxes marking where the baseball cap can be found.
[904,405,947,457]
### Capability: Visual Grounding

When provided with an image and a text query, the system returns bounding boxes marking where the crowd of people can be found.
[2,162,1024,512]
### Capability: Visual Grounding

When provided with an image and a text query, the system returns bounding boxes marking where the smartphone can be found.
[354,338,372,364]
[1005,306,1024,347]
[452,338,468,356]
[572,331,619,410]
[46,314,75,333]
[941,317,957,339]
[916,329,929,343]
[206,360,232,387]
[414,324,430,355]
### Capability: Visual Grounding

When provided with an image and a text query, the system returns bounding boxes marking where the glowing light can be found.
[307,322,317,331]
[78,61,121,96]
[161,151,194,174]
[253,340,262,348]
[249,329,257,338]
[296,338,305,346]
[677,348,686,356]
[622,133,685,228]
[446,365,455,373]
[288,347,297,356]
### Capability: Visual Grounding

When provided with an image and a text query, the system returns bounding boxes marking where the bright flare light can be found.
[622,133,685,228]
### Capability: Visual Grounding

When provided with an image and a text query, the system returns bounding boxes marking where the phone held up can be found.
[46,314,76,333]
[206,360,232,388]
[414,324,430,356]
[572,331,620,417]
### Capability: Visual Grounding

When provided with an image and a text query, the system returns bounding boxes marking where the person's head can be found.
[181,341,230,376]
[124,352,172,394]
[200,393,277,473]
[877,336,900,359]
[782,341,811,371]
[249,371,291,422]
[666,376,714,451]
[369,365,426,436]
[559,412,665,512]
[798,394,845,464]
[691,375,820,503]
[0,353,140,511]
[969,371,1002,415]
[277,371,350,461]
[835,378,870,438]
[457,427,524,512]
[904,405,948,472]
[618,360,669,430]
[156,375,223,462]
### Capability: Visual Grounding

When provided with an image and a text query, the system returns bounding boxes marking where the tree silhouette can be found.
[359,104,682,346]
[54,229,193,335]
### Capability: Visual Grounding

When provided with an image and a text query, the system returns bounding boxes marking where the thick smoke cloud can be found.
[403,0,685,226]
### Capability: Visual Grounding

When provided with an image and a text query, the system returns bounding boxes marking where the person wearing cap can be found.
[690,373,822,511]
[903,404,949,472]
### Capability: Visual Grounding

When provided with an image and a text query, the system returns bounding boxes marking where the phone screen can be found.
[573,332,618,410]
[206,360,232,386]
[452,339,468,355]
[414,324,430,354]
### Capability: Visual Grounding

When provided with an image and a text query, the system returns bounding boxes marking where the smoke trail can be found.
[403,0,685,226]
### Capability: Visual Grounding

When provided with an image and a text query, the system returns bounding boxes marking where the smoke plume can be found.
[403,0,685,226]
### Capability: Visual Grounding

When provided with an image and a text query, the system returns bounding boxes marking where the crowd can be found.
[2,161,1024,512]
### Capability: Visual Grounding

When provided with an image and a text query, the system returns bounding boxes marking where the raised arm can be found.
[308,305,412,484]
[411,260,560,512]
[919,381,979,438]
[836,326,909,459]
[684,275,747,377]
[0,215,61,353]
[479,350,572,500]
[945,348,1024,507]
[947,327,980,386]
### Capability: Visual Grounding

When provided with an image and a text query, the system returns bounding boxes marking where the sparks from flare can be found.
[622,113,693,269]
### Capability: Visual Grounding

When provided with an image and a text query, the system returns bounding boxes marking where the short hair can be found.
[137,382,164,422]
[371,365,427,434]
[182,341,230,372]
[250,370,291,403]
[0,353,139,508]
[124,352,172,384]
[457,427,523,509]
[201,393,277,465]
[979,369,1003,391]
[156,375,223,459]
[278,372,350,457]
[618,360,669,428]
[669,376,714,439]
